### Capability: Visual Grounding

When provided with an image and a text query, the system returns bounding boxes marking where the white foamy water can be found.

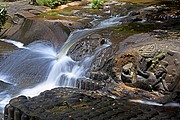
[0,39,25,49]
[0,93,11,112]
[0,14,129,112]
[20,42,111,97]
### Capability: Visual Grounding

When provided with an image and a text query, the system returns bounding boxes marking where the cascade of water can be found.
[56,13,130,58]
[0,40,58,111]
[0,14,130,112]
[0,41,57,87]
[20,41,111,97]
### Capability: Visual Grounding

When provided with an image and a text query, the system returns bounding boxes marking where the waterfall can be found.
[57,13,129,58]
[20,41,111,97]
[0,14,130,112]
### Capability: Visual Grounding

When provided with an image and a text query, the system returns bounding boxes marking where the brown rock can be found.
[0,18,70,46]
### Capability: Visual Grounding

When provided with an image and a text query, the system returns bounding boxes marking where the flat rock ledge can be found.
[4,87,180,120]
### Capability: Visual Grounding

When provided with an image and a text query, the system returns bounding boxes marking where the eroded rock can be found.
[4,87,180,120]
[1,18,70,45]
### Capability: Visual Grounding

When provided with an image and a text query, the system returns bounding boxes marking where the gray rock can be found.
[0,80,12,92]
[0,112,2,120]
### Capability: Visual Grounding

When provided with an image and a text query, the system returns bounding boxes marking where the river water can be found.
[0,14,129,112]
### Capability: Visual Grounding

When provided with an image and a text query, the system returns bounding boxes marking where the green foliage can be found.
[91,0,104,9]
[36,0,74,8]
[0,6,7,31]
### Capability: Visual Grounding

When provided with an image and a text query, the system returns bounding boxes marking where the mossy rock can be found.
[40,9,73,16]
[115,22,158,35]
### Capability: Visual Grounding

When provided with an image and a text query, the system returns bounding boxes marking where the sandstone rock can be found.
[5,87,180,120]
[0,18,70,46]
[0,1,71,46]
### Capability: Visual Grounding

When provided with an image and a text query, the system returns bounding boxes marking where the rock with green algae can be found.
[115,22,158,35]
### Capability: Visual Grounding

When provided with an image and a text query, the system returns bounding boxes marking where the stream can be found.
[0,14,130,112]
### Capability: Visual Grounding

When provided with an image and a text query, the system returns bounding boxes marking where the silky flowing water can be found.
[0,14,130,112]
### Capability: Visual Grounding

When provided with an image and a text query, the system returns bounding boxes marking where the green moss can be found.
[115,22,157,35]
[40,9,73,16]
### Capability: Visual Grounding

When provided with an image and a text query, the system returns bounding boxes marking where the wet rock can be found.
[0,1,76,46]
[112,31,180,95]
[68,38,100,61]
[0,18,70,45]
[112,51,140,83]
[5,87,180,120]
[121,63,134,83]
[6,1,49,18]
[135,2,180,30]
[0,80,12,92]
[76,79,105,90]
[0,112,2,120]
[89,71,109,81]
[1,1,180,119]
[138,58,152,72]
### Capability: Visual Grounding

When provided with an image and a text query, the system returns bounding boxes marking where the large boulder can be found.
[0,18,70,45]
[0,1,71,46]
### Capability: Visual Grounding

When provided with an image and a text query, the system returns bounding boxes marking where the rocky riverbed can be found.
[0,0,180,119]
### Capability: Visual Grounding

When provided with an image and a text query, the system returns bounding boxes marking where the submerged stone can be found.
[0,80,12,92]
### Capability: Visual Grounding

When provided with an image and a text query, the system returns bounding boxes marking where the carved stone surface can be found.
[4,88,180,120]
